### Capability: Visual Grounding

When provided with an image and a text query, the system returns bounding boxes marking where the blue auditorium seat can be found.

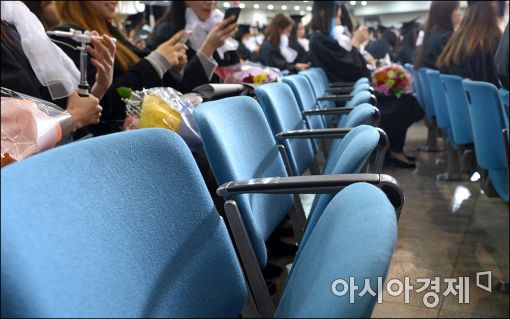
[463,80,509,202]
[1,129,247,318]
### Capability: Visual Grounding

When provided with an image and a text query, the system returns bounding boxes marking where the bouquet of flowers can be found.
[1,87,72,166]
[118,86,203,151]
[371,64,413,98]
[215,62,282,85]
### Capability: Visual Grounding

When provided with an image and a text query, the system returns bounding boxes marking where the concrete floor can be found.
[267,120,509,318]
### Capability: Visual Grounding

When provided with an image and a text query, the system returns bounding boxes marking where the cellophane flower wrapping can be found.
[1,87,72,167]
[120,87,203,151]
[371,64,413,98]
[215,62,282,84]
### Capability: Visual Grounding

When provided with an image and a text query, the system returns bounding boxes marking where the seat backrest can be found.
[499,88,509,131]
[418,68,437,118]
[346,90,373,107]
[255,82,316,176]
[426,69,451,129]
[308,125,381,240]
[463,80,507,170]
[440,74,474,145]
[283,74,326,130]
[1,129,246,318]
[275,182,397,318]
[333,103,379,153]
[301,69,336,108]
[194,96,294,267]
[404,63,418,95]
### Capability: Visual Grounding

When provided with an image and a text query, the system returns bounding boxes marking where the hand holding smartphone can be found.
[224,7,241,25]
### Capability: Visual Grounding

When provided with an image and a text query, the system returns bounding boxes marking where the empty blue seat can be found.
[255,83,381,176]
[426,69,451,130]
[0,128,401,317]
[1,129,247,317]
[463,80,509,202]
[417,68,437,119]
[440,74,474,146]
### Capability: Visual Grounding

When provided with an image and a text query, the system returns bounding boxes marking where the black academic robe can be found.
[440,35,502,87]
[51,23,210,135]
[237,41,253,62]
[366,36,392,60]
[147,21,240,82]
[422,28,452,69]
[309,31,370,83]
[289,38,310,64]
[1,22,90,139]
[396,45,416,65]
[259,40,299,72]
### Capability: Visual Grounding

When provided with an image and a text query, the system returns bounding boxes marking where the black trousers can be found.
[376,94,425,153]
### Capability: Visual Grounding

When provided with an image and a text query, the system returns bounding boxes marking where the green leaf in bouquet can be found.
[116,87,133,99]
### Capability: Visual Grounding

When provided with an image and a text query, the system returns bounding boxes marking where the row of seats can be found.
[405,64,509,203]
[1,69,403,317]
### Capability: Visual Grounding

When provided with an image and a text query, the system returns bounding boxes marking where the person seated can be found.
[258,13,310,74]
[436,1,505,87]
[396,18,420,65]
[308,1,369,82]
[289,14,311,64]
[1,2,105,138]
[235,24,256,62]
[413,1,462,70]
[366,25,398,62]
[51,1,203,136]
[147,0,239,83]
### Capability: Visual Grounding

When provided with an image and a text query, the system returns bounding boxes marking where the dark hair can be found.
[1,21,14,46]
[151,1,186,38]
[310,6,337,35]
[266,13,293,47]
[414,1,460,69]
[339,4,354,34]
[436,1,503,68]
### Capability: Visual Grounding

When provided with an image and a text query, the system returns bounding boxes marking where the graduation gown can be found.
[366,36,392,60]
[51,23,211,135]
[289,38,310,64]
[309,31,370,82]
[237,40,254,62]
[147,21,240,77]
[422,27,452,69]
[495,23,509,89]
[440,35,502,87]
[258,40,299,73]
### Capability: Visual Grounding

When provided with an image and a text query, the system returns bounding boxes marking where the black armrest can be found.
[303,107,355,116]
[317,94,353,102]
[276,128,353,140]
[329,81,356,87]
[325,87,353,94]
[217,173,404,212]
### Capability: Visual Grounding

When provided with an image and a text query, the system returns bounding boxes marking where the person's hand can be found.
[295,62,311,71]
[156,29,189,70]
[199,16,238,58]
[66,91,103,131]
[88,31,116,100]
[352,26,369,49]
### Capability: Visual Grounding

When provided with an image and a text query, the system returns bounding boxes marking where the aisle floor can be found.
[267,120,509,318]
[370,121,509,318]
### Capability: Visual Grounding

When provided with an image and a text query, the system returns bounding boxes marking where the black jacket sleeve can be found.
[309,32,370,82]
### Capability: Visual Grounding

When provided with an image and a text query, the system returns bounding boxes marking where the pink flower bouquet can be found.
[215,62,282,85]
[371,64,413,98]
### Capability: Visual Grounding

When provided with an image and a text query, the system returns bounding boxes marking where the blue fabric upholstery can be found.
[332,103,379,154]
[314,67,369,89]
[194,97,294,267]
[418,68,437,118]
[345,90,373,107]
[440,74,474,146]
[1,129,247,318]
[404,63,418,97]
[283,74,326,130]
[307,125,381,244]
[499,88,509,132]
[463,80,509,202]
[275,183,397,318]
[426,69,451,129]
[255,83,316,176]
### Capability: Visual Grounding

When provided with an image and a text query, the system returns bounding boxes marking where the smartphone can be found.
[224,7,241,25]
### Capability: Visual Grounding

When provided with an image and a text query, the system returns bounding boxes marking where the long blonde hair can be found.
[55,1,140,71]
